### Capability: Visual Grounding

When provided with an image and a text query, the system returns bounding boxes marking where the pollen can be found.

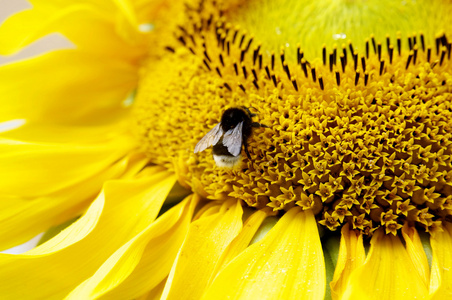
[133,1,452,235]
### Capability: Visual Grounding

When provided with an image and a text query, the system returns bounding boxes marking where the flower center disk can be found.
[133,0,452,236]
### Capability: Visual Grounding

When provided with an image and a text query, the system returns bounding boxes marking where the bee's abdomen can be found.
[213,140,238,156]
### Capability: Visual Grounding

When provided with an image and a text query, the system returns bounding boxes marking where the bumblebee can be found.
[194,107,267,167]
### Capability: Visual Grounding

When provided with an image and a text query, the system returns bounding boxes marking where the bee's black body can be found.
[194,107,266,168]
[213,107,253,158]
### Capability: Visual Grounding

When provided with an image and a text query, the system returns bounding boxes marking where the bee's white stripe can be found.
[213,154,241,168]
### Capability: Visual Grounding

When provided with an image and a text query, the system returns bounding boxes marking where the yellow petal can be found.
[429,222,452,298]
[342,229,429,299]
[132,0,191,38]
[201,208,326,300]
[401,224,430,285]
[0,123,145,250]
[0,5,77,55]
[1,121,126,143]
[111,0,140,40]
[66,194,199,299]
[161,199,244,300]
[0,129,134,198]
[0,169,176,299]
[137,278,167,300]
[0,3,146,58]
[28,0,111,5]
[330,223,366,300]
[212,209,268,277]
[0,50,137,124]
[0,151,146,251]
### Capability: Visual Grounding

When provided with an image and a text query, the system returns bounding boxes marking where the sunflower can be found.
[1,0,452,299]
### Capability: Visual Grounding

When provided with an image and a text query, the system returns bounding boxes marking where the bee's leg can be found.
[244,143,252,159]
[251,122,269,128]
[243,106,257,117]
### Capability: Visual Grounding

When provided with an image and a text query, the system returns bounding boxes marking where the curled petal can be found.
[343,229,429,299]
[0,169,176,299]
[201,208,326,300]
[330,223,366,300]
[161,199,243,300]
[0,125,143,250]
[430,222,452,298]
[212,209,269,276]
[66,194,199,299]
[401,224,430,286]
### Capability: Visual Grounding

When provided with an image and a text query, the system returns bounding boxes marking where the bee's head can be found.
[220,107,251,130]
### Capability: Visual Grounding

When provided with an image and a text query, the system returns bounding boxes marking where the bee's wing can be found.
[222,121,243,156]
[194,122,224,153]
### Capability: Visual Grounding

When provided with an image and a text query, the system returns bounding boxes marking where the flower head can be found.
[1,0,452,299]
[136,0,452,238]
